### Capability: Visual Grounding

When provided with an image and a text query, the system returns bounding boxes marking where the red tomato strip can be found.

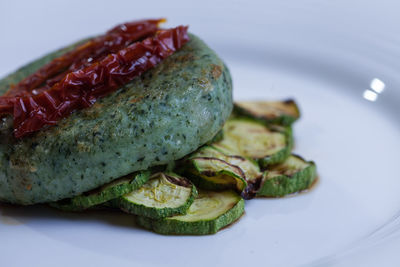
[5,18,165,97]
[2,25,189,138]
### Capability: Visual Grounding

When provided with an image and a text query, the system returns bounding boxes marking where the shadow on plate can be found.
[0,202,140,229]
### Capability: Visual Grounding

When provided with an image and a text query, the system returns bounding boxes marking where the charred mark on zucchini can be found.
[165,173,192,187]
[256,154,317,197]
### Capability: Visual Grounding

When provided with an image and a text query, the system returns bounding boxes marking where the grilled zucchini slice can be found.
[186,157,247,191]
[116,172,197,219]
[191,146,261,180]
[136,190,244,235]
[257,154,317,197]
[49,171,150,211]
[183,146,263,197]
[234,99,300,126]
[213,118,292,168]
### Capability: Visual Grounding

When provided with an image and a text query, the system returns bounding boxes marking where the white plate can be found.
[1,1,400,266]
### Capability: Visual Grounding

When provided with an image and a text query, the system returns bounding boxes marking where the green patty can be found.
[0,34,233,205]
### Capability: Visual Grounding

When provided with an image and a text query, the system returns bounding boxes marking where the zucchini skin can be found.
[213,118,293,169]
[187,157,247,191]
[181,146,261,193]
[117,183,198,219]
[136,196,244,235]
[257,126,293,169]
[233,100,300,126]
[50,171,150,211]
[183,171,237,191]
[257,158,317,197]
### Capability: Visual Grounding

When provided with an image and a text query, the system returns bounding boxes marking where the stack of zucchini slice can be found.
[50,99,317,235]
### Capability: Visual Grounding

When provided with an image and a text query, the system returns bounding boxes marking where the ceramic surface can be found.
[0,1,399,266]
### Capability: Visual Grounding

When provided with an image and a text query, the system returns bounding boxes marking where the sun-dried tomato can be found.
[4,25,189,138]
[5,18,165,97]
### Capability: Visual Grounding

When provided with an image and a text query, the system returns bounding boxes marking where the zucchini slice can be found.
[257,154,317,197]
[49,171,150,211]
[116,172,197,219]
[136,190,244,235]
[192,146,262,181]
[184,146,263,197]
[213,118,292,168]
[234,99,300,126]
[186,155,247,192]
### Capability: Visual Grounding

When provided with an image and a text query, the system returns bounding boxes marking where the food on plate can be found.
[181,146,262,194]
[256,154,317,197]
[50,171,151,211]
[136,190,244,235]
[0,18,318,235]
[48,100,317,235]
[0,19,232,205]
[212,118,293,168]
[113,172,197,219]
[234,100,300,126]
